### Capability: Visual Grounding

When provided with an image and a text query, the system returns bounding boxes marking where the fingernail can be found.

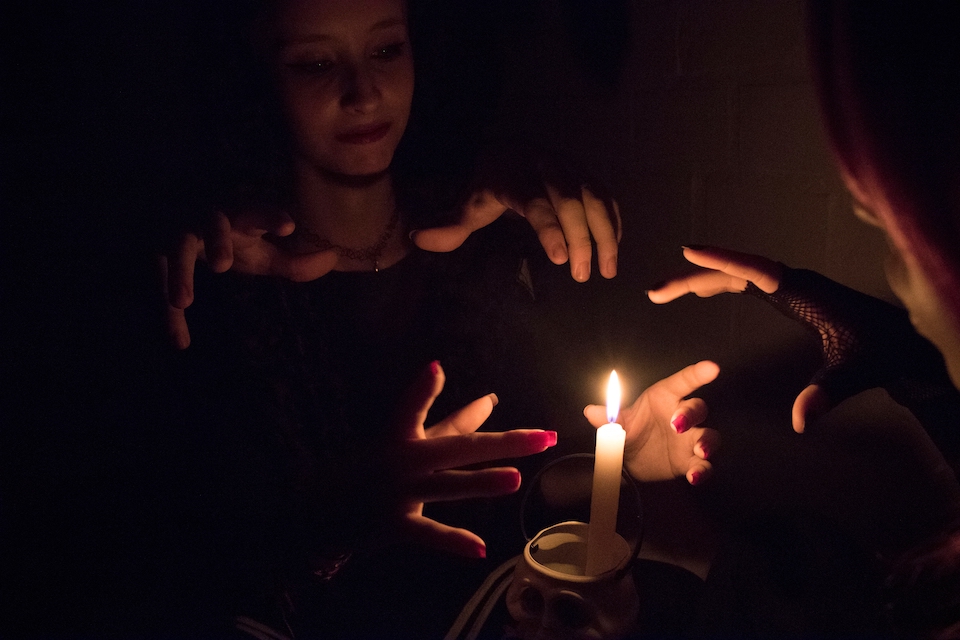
[574,263,589,282]
[487,393,499,407]
[683,244,706,251]
[476,544,487,559]
[604,257,618,278]
[690,471,703,485]
[540,430,558,448]
[500,469,522,492]
[408,229,420,241]
[671,414,688,434]
[697,442,710,459]
[430,360,441,375]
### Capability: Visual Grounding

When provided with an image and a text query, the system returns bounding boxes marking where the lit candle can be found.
[585,371,625,576]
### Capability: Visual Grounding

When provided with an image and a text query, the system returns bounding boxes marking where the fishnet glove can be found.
[744,267,956,416]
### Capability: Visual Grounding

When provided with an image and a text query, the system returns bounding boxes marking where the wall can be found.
[500,0,893,400]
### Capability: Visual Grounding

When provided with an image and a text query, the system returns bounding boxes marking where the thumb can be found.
[393,361,446,439]
[411,189,506,253]
[792,384,832,433]
[274,249,339,282]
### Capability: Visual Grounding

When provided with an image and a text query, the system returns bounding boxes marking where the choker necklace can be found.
[298,211,401,272]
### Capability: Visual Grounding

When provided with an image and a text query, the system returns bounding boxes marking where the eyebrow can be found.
[282,18,406,47]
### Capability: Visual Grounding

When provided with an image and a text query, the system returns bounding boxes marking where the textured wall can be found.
[500,0,893,396]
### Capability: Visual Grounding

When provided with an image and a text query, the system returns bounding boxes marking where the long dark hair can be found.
[807,0,960,323]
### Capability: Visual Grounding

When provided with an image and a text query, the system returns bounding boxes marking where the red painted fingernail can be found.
[672,415,688,434]
[541,431,558,448]
[430,360,441,375]
[498,470,522,492]
[476,544,487,559]
[690,471,703,485]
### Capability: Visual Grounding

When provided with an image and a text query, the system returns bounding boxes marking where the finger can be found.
[159,255,191,349]
[670,398,709,434]
[412,467,522,503]
[612,200,623,242]
[425,394,498,438]
[545,184,592,282]
[394,361,445,439]
[583,404,607,427]
[653,361,720,402]
[233,207,296,237]
[693,428,721,461]
[168,233,202,309]
[272,249,339,282]
[647,270,747,304]
[520,197,569,266]
[686,459,713,486]
[412,430,557,472]
[205,211,234,274]
[583,187,619,279]
[682,246,782,294]
[411,190,504,253]
[400,514,486,558]
[166,306,191,350]
[792,384,832,434]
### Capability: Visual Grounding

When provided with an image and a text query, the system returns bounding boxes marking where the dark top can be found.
[158,218,566,638]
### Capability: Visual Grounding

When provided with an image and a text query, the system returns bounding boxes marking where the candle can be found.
[585,371,625,576]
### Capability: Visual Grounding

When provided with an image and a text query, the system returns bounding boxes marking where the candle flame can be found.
[606,370,621,423]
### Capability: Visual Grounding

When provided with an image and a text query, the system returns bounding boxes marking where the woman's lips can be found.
[336,122,390,144]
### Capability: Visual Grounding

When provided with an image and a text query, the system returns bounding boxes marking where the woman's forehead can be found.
[272,0,407,42]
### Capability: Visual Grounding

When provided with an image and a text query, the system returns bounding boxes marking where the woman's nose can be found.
[340,65,380,112]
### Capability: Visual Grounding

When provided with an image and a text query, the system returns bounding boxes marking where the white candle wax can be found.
[585,371,625,576]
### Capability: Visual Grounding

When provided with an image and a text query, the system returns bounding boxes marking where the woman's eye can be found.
[287,59,335,76]
[372,42,406,61]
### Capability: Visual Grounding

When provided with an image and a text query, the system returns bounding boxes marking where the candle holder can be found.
[505,454,643,640]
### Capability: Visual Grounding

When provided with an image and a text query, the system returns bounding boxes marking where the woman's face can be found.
[268,0,413,178]
[847,176,960,388]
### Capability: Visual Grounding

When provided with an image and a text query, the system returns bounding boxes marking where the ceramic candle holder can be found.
[506,454,643,640]
[505,521,639,639]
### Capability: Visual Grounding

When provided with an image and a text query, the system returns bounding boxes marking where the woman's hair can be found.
[808,4,960,636]
[806,0,960,321]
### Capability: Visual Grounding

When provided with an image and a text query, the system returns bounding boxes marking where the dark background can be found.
[5,1,953,637]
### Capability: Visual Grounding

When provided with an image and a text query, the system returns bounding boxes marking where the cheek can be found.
[384,64,414,115]
[280,85,337,144]
[885,248,955,352]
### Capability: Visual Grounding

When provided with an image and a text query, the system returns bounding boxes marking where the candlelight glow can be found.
[606,370,621,424]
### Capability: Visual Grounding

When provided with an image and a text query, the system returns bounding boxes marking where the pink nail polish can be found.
[541,431,558,447]
[430,360,441,375]
[690,471,703,485]
[476,544,487,559]
[671,414,688,433]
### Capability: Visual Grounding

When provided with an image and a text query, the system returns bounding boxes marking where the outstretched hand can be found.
[410,149,621,282]
[646,245,950,434]
[384,361,558,558]
[647,246,829,433]
[584,361,720,485]
[646,245,783,301]
[160,209,338,349]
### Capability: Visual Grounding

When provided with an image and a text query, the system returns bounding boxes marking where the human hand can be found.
[584,361,720,485]
[410,149,621,282]
[383,361,558,558]
[160,209,338,349]
[648,245,952,434]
